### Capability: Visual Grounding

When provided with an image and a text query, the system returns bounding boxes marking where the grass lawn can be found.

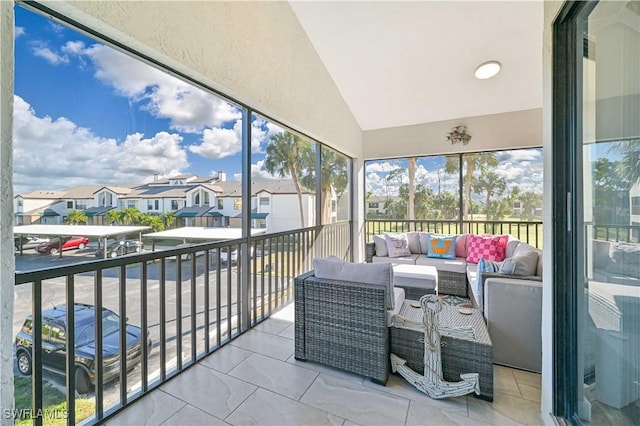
[14,375,94,425]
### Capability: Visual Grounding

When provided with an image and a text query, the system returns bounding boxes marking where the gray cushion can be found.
[384,232,411,258]
[373,234,388,257]
[418,232,430,254]
[500,251,539,276]
[513,242,542,276]
[313,258,395,309]
[406,231,421,254]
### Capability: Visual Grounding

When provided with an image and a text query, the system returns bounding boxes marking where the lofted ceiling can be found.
[289,1,544,131]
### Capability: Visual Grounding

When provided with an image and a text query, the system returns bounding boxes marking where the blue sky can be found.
[13,7,284,194]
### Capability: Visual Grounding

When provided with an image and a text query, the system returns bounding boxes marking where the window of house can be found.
[17,199,23,207]
[234,198,242,210]
[369,202,379,209]
[217,198,224,210]
[194,193,201,206]
[155,200,160,210]
[76,201,87,210]
[147,200,154,210]
[127,200,137,209]
[632,197,640,216]
[171,200,179,210]
[260,197,270,206]
[67,201,73,209]
[204,192,210,206]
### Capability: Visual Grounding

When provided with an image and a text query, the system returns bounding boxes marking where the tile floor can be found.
[107,303,543,425]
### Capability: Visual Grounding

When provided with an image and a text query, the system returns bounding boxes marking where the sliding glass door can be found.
[554,1,640,424]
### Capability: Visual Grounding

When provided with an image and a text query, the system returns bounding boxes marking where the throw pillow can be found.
[312,258,395,309]
[500,251,539,276]
[384,232,412,258]
[476,258,503,296]
[427,234,457,259]
[406,231,422,254]
[455,234,469,258]
[372,234,388,257]
[466,234,509,264]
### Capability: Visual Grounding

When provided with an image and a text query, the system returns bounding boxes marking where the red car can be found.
[37,236,89,255]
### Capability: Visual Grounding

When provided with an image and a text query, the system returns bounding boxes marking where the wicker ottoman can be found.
[393,264,438,300]
[390,299,494,401]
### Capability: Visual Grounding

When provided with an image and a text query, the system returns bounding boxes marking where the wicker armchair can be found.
[294,271,390,384]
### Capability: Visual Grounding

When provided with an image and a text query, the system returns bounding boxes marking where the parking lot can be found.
[13,243,245,408]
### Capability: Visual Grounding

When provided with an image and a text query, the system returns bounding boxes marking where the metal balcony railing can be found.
[14,222,352,425]
[365,219,544,248]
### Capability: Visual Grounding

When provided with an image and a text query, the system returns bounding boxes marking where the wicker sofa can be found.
[294,261,405,385]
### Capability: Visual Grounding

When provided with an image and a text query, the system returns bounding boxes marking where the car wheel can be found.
[16,351,32,375]
[109,251,118,258]
[75,367,91,394]
[78,243,86,249]
[49,247,59,255]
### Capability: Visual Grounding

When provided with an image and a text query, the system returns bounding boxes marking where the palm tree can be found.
[65,209,88,225]
[120,207,141,225]
[314,148,349,223]
[263,132,313,227]
[473,171,506,218]
[105,209,122,225]
[445,153,498,220]
[610,138,640,188]
[139,214,164,232]
[161,212,177,229]
[407,157,416,228]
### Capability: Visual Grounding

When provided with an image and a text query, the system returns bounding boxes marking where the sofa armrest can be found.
[294,271,390,383]
[483,277,543,372]
[365,242,376,263]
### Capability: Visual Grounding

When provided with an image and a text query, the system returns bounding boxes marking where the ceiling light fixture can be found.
[474,61,501,80]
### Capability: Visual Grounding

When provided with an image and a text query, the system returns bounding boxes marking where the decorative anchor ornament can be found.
[390,294,480,399]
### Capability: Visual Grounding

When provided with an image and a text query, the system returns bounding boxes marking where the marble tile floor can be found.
[107,302,543,426]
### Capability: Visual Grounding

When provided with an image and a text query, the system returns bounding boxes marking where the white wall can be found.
[0,1,13,419]
[363,108,542,160]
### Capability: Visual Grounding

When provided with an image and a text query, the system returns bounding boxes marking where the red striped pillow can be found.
[466,234,509,263]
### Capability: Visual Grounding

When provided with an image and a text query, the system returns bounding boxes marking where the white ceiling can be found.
[289,1,544,131]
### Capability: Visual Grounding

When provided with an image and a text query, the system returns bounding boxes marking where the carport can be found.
[13,224,151,258]
[143,226,268,251]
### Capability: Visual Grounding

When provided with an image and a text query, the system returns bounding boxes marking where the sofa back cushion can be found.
[500,250,539,276]
[384,232,412,258]
[466,234,509,263]
[455,234,469,258]
[406,231,421,254]
[313,258,395,309]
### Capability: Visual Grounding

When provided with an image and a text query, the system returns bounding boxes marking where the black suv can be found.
[15,303,151,394]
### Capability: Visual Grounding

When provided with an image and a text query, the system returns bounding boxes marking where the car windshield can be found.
[74,311,121,347]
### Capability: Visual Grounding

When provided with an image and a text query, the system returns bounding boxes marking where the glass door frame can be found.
[552,1,598,423]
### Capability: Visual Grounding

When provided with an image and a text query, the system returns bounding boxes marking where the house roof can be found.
[216,179,313,197]
[174,205,215,217]
[17,190,68,200]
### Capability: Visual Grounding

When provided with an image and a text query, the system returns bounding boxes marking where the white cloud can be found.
[188,119,265,159]
[13,95,189,193]
[15,27,25,38]
[72,43,241,132]
[365,161,402,173]
[32,43,68,65]
[233,160,283,181]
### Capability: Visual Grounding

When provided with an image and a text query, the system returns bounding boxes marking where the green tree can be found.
[487,198,513,221]
[593,157,631,224]
[263,132,313,227]
[445,153,498,220]
[520,191,543,221]
[160,211,177,229]
[610,139,640,188]
[433,191,459,220]
[105,209,122,225]
[308,149,349,223]
[139,214,164,232]
[407,157,416,225]
[120,207,141,225]
[473,171,506,217]
[65,209,88,225]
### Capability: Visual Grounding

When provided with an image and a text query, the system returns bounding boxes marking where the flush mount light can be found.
[474,61,501,80]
